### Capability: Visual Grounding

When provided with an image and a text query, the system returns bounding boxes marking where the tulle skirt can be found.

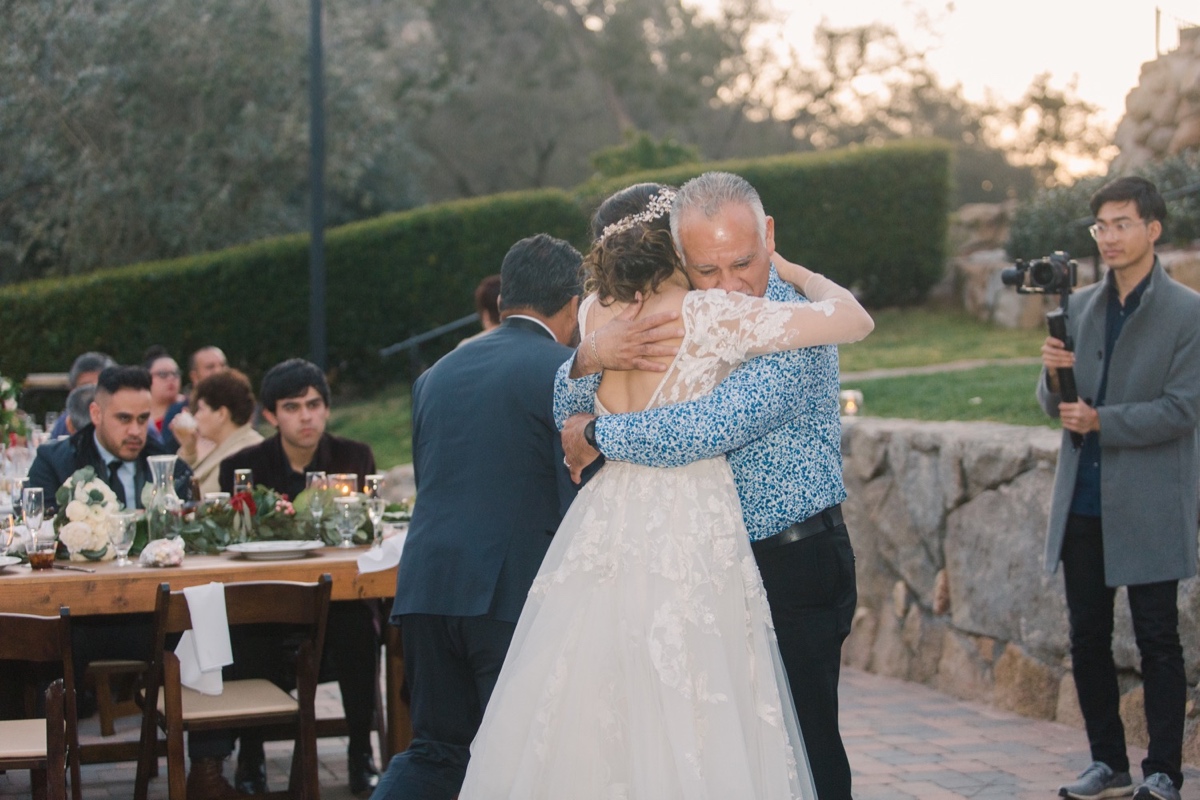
[459,457,815,800]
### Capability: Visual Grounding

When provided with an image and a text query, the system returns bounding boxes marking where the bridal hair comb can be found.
[600,188,677,241]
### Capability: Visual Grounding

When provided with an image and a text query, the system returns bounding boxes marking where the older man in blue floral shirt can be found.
[557,171,858,800]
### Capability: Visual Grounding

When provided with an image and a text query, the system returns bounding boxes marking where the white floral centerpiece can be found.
[54,467,120,561]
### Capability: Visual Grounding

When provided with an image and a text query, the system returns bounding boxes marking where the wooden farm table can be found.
[0,546,410,762]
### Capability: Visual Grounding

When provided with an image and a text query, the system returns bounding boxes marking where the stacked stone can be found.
[839,417,1200,762]
[1111,26,1200,174]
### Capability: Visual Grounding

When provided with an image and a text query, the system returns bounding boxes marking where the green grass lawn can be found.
[838,308,1046,372]
[844,363,1055,428]
[331,309,1058,468]
[329,389,413,470]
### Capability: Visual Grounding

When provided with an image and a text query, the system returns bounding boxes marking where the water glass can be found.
[363,474,385,547]
[21,486,44,531]
[333,495,361,548]
[108,511,138,567]
[43,411,59,432]
[306,472,327,537]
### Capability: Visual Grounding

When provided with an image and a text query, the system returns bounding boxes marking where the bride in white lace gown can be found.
[459,185,873,800]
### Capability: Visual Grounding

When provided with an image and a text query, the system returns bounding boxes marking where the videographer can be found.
[1038,177,1200,800]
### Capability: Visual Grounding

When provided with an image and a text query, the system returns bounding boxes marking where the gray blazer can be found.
[1038,259,1200,587]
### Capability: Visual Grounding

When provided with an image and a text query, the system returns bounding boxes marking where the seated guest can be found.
[62,384,96,436]
[455,273,501,348]
[143,346,184,444]
[218,359,381,797]
[47,351,115,439]
[26,366,194,758]
[29,365,191,510]
[161,345,229,452]
[174,369,262,495]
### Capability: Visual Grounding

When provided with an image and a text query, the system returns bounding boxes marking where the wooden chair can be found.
[0,609,83,800]
[86,659,146,736]
[133,576,332,800]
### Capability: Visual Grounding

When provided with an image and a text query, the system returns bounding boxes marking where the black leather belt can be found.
[752,504,843,554]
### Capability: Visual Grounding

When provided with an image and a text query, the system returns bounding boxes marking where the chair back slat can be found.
[0,610,82,800]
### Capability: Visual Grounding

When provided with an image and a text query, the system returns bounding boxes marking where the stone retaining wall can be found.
[840,417,1200,759]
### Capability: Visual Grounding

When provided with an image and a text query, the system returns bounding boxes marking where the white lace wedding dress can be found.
[460,281,866,800]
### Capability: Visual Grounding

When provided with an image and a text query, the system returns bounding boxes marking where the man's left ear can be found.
[1149,219,1163,244]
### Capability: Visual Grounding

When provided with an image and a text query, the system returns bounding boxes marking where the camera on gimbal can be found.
[1000,251,1077,295]
[1001,248,1083,448]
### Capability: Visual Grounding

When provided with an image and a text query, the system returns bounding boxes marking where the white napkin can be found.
[357,527,408,574]
[175,582,233,696]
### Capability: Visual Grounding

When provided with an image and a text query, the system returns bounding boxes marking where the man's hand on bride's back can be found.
[570,293,683,378]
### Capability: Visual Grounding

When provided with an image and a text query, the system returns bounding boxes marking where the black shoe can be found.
[348,750,379,797]
[234,745,268,795]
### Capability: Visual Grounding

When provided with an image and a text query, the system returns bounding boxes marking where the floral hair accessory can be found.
[600,188,677,242]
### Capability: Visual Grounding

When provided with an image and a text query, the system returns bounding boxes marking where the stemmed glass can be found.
[9,476,27,525]
[363,474,386,548]
[21,487,44,535]
[305,471,327,539]
[107,511,138,567]
[332,496,361,549]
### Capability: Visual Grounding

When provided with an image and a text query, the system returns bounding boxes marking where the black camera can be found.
[1000,251,1077,295]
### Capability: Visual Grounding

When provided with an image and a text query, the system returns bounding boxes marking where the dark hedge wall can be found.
[0,141,951,388]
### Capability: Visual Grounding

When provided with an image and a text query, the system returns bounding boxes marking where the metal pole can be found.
[308,0,327,370]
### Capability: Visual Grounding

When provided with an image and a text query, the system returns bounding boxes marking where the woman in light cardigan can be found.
[174,369,263,495]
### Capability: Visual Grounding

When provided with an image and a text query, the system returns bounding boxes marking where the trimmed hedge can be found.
[0,141,951,387]
[0,191,588,385]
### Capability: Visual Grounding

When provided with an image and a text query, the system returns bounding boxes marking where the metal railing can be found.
[379,313,479,376]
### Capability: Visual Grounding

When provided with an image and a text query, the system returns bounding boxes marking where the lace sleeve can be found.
[687,275,872,363]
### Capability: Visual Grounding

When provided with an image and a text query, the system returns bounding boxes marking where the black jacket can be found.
[27,424,192,511]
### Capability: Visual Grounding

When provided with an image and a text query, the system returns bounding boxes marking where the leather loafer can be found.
[348,750,380,797]
[234,745,268,795]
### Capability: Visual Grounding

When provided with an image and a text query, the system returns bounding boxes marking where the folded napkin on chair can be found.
[356,528,408,574]
[175,582,233,696]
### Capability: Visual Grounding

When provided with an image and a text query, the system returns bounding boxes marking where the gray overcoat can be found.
[1038,259,1200,587]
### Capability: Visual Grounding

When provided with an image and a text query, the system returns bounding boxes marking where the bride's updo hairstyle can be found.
[584,183,682,304]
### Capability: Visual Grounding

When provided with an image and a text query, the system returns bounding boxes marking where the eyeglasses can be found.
[1088,220,1147,240]
[151,370,181,380]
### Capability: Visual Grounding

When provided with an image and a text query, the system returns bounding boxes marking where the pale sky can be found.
[713,0,1197,126]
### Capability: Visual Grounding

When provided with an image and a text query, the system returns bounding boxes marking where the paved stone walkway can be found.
[3,666,1197,798]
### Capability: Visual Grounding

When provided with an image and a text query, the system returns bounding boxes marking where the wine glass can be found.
[9,476,27,524]
[363,474,386,548]
[107,511,138,567]
[21,486,44,534]
[333,495,361,548]
[306,471,327,539]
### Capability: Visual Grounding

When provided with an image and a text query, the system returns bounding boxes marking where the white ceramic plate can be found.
[225,540,324,561]
[0,555,22,573]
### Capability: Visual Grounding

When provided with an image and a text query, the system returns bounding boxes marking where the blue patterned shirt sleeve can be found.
[593,270,824,467]
[552,357,600,430]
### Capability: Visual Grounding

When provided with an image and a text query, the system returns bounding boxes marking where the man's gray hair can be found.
[669,172,768,252]
[68,351,115,389]
[65,383,97,433]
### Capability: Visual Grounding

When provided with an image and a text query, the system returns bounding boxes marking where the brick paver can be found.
[3,667,1197,798]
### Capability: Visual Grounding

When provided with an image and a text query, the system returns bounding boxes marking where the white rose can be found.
[59,521,91,551]
[0,378,9,391]
[88,505,110,525]
[3,398,15,411]
[74,483,90,503]
[65,500,90,522]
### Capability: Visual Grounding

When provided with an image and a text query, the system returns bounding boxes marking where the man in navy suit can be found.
[372,234,585,800]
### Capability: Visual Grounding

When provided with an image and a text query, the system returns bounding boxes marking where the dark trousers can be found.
[371,613,515,800]
[754,524,857,800]
[1061,514,1185,788]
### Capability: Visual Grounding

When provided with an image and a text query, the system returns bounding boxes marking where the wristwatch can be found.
[583,418,598,450]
